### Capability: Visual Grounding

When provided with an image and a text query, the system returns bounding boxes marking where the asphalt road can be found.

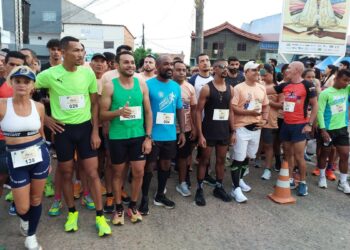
[1,160,350,250]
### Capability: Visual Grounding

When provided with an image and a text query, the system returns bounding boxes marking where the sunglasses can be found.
[216,64,228,70]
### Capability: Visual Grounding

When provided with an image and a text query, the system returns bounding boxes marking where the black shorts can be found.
[177,132,194,159]
[320,127,349,147]
[54,120,98,162]
[206,138,230,147]
[0,140,7,174]
[147,141,177,162]
[280,122,307,143]
[261,128,278,145]
[109,136,145,164]
[98,127,109,151]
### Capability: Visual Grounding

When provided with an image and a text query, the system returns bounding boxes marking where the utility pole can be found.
[194,0,204,63]
[14,0,23,50]
[142,23,145,49]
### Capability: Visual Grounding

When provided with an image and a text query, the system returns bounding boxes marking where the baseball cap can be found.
[10,66,36,81]
[91,53,107,61]
[244,61,260,72]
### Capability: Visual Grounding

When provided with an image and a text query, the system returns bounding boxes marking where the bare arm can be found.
[90,93,99,133]
[36,102,46,139]
[196,85,209,138]
[266,86,278,95]
[232,105,261,116]
[229,86,235,132]
[308,97,318,125]
[140,81,152,136]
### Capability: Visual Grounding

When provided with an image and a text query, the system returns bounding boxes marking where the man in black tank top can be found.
[195,59,236,206]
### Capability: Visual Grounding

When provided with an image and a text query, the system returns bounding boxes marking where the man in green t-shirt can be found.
[35,36,111,237]
[100,51,153,225]
[317,69,350,193]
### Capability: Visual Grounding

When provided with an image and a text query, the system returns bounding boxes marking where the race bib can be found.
[156,112,174,125]
[331,103,346,115]
[59,95,85,110]
[247,100,262,112]
[283,101,295,112]
[11,145,43,169]
[120,106,142,121]
[213,109,229,121]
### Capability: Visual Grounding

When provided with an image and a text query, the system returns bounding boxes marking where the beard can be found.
[228,68,238,74]
[144,67,154,73]
[159,70,172,79]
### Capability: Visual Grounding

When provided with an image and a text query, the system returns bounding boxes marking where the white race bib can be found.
[11,146,43,169]
[283,101,295,112]
[59,95,85,110]
[247,100,262,112]
[213,109,229,121]
[156,112,174,125]
[120,106,142,121]
[331,103,346,115]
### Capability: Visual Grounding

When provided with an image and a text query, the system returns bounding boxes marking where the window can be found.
[204,42,208,50]
[38,36,42,40]
[212,42,224,57]
[104,41,114,49]
[42,11,56,22]
[237,43,247,51]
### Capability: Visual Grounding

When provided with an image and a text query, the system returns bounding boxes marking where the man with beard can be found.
[225,56,245,87]
[141,54,156,80]
[195,59,236,206]
[139,55,186,215]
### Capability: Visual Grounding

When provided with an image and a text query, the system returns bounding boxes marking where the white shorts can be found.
[230,127,261,161]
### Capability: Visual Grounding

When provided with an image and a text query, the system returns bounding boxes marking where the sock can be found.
[340,173,348,183]
[205,165,210,177]
[27,204,42,236]
[17,209,30,222]
[68,206,76,213]
[141,172,153,198]
[83,191,89,197]
[197,179,204,189]
[275,154,281,165]
[300,180,306,184]
[215,179,223,188]
[96,210,103,217]
[185,168,191,185]
[326,163,333,171]
[46,175,52,183]
[116,203,123,212]
[320,168,326,178]
[129,201,137,209]
[240,159,249,178]
[54,194,61,201]
[157,169,169,196]
[106,192,113,198]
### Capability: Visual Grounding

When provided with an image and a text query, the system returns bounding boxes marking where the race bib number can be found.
[247,100,262,112]
[120,106,142,121]
[156,112,174,125]
[331,103,346,115]
[283,101,295,112]
[213,109,229,121]
[59,95,85,110]
[11,146,43,169]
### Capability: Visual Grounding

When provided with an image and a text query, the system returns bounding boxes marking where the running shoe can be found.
[289,178,297,190]
[5,191,13,202]
[127,207,142,223]
[153,194,175,209]
[337,181,350,194]
[297,182,308,196]
[326,170,336,181]
[318,177,327,189]
[176,182,191,197]
[194,188,206,206]
[73,183,82,199]
[304,152,312,162]
[20,219,28,236]
[8,202,16,216]
[25,234,42,250]
[44,180,55,197]
[81,195,95,210]
[243,167,249,177]
[121,190,131,205]
[103,197,115,214]
[64,211,79,232]
[239,179,251,192]
[312,168,320,176]
[213,187,232,202]
[138,196,149,215]
[261,169,272,180]
[112,210,124,226]
[96,215,112,237]
[48,200,62,216]
[203,174,216,187]
[185,171,191,189]
[231,187,247,203]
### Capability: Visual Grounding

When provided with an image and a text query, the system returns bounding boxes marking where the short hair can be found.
[327,64,338,75]
[269,58,277,66]
[227,56,239,64]
[281,63,289,73]
[302,69,315,78]
[173,60,185,68]
[336,69,350,78]
[20,48,37,59]
[60,36,79,50]
[1,48,10,54]
[103,52,115,62]
[145,54,156,61]
[115,51,133,63]
[46,39,60,49]
[196,53,208,64]
[340,60,350,69]
[5,51,26,64]
[213,58,227,67]
[116,45,132,54]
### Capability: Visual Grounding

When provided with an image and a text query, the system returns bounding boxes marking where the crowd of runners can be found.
[0,36,349,250]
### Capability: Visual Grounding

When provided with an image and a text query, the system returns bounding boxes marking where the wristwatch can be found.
[145,134,152,140]
[308,122,313,127]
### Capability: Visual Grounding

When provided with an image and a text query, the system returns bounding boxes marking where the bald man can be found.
[267,61,318,197]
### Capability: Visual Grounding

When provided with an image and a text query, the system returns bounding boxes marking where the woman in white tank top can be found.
[0,66,48,250]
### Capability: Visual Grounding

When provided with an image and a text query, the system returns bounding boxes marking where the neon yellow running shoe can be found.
[48,200,62,216]
[5,191,13,202]
[96,215,111,237]
[44,181,55,197]
[64,211,79,232]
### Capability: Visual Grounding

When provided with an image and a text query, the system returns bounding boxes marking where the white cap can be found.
[244,61,260,72]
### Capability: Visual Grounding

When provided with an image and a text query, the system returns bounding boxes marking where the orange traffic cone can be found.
[268,161,296,204]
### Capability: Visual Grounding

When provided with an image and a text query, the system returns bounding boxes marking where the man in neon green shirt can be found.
[317,69,350,193]
[35,36,111,237]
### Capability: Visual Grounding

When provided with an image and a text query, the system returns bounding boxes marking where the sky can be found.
[70,0,350,62]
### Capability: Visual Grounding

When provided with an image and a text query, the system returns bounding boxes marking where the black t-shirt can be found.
[225,72,245,87]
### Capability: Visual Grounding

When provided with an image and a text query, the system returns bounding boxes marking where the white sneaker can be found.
[318,176,327,189]
[20,219,28,236]
[176,182,191,197]
[231,187,247,203]
[25,235,42,250]
[337,181,350,194]
[239,179,251,192]
[261,169,272,180]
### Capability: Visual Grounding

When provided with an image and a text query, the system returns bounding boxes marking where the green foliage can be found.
[133,47,157,68]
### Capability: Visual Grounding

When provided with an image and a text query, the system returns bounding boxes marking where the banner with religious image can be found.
[279,0,350,56]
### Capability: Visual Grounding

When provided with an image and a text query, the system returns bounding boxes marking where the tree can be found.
[133,46,157,69]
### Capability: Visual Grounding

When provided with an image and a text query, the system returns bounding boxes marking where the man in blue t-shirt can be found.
[139,55,186,215]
